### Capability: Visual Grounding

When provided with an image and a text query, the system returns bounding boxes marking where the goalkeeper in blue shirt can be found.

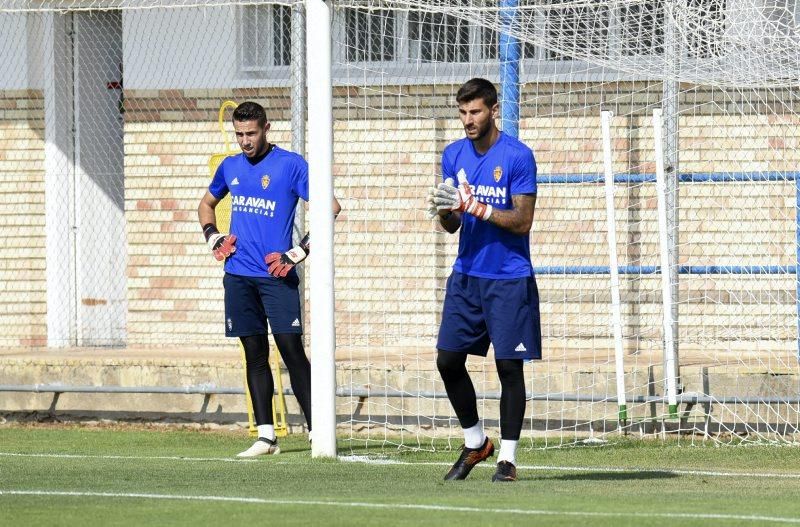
[427,78,541,482]
[198,101,341,457]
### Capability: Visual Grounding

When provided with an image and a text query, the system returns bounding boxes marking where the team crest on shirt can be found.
[261,175,271,189]
[493,166,503,182]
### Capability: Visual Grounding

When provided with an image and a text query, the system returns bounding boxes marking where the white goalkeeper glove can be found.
[426,187,441,219]
[431,171,492,221]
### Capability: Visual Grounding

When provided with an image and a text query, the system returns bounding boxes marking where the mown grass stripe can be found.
[2,490,799,524]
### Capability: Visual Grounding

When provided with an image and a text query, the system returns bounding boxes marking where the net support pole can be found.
[306,0,337,458]
[292,1,307,315]
[653,109,679,418]
[796,175,800,362]
[600,111,628,424]
[499,0,519,138]
[662,5,682,393]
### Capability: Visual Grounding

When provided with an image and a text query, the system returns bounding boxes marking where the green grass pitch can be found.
[1,425,800,526]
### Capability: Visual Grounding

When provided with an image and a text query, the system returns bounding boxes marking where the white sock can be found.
[463,422,485,449]
[497,439,518,465]
[256,424,275,441]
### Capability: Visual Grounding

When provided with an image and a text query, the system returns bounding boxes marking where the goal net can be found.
[1,0,799,448]
[330,0,800,449]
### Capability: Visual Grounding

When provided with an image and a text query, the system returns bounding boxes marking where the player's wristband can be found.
[203,223,220,242]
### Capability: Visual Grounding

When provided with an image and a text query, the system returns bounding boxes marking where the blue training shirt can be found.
[442,131,537,279]
[209,146,308,277]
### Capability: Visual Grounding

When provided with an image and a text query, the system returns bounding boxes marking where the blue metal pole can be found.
[538,171,800,184]
[499,0,520,138]
[534,265,796,275]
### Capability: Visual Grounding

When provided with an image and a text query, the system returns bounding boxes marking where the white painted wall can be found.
[122,7,238,89]
[0,13,34,89]
[74,11,127,346]
[0,8,238,91]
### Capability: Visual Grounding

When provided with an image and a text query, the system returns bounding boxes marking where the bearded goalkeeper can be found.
[427,78,541,482]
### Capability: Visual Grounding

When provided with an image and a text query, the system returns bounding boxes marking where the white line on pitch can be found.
[339,455,800,479]
[0,452,253,463]
[1,490,798,524]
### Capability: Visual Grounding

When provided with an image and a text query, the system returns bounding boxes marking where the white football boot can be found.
[236,437,280,457]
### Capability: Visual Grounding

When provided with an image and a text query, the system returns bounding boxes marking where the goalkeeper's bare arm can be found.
[198,191,237,261]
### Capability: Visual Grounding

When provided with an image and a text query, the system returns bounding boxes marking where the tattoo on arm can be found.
[487,194,536,235]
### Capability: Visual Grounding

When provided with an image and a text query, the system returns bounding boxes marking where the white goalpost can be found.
[307,0,337,458]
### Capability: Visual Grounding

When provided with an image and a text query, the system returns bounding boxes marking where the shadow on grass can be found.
[536,470,679,481]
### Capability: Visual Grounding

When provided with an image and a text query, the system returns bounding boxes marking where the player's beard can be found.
[466,119,492,143]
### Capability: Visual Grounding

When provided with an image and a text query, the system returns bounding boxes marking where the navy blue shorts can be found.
[223,273,302,337]
[437,271,542,360]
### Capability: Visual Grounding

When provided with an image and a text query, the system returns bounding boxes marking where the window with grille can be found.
[546,0,610,61]
[408,10,470,63]
[239,4,291,72]
[686,0,726,58]
[345,7,396,62]
[621,0,665,56]
[480,24,537,61]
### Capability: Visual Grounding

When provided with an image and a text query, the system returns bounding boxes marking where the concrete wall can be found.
[2,353,797,438]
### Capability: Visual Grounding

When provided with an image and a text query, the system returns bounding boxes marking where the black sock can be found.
[436,350,479,429]
[273,333,312,430]
[240,334,273,426]
[496,359,526,440]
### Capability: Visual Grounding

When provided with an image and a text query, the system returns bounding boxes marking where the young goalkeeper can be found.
[427,78,541,482]
[198,101,341,457]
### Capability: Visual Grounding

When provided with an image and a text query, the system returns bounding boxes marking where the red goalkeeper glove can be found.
[203,223,237,261]
[265,233,310,278]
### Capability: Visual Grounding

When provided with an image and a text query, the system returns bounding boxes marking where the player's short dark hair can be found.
[233,101,267,127]
[456,78,498,108]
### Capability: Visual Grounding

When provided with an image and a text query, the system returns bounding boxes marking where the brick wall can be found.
[3,83,799,363]
[0,90,46,348]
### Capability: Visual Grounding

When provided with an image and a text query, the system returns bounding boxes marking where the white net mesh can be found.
[1,0,799,447]
[340,0,800,88]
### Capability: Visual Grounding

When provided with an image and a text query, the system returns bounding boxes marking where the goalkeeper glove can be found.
[203,223,237,261]
[426,187,441,219]
[265,233,310,278]
[431,171,493,221]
